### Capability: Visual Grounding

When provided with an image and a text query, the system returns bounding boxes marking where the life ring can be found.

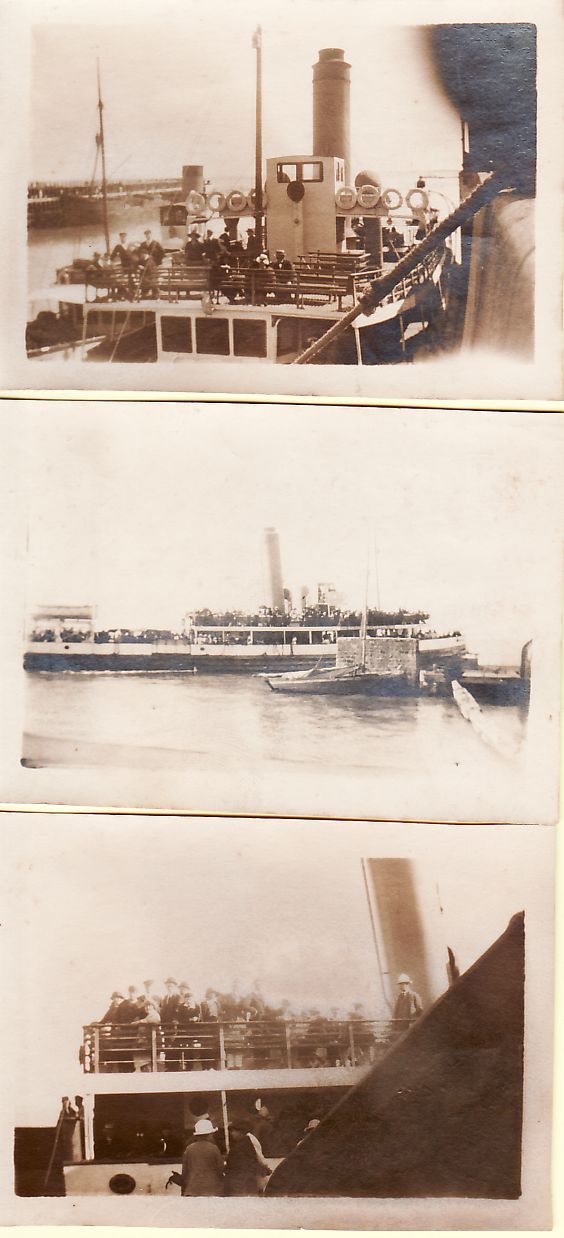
[357,184,381,210]
[186,190,206,214]
[335,186,357,210]
[381,188,403,210]
[226,189,248,213]
[406,187,429,212]
[207,190,226,213]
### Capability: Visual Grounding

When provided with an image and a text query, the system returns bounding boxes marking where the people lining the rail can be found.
[91,979,407,1075]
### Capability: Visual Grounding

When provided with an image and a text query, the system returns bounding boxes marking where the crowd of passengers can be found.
[90,980,382,1073]
[31,609,462,647]
[81,225,298,303]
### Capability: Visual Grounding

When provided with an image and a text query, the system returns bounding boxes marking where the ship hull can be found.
[23,650,335,675]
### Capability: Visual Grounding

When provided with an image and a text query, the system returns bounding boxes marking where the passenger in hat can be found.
[184,231,205,264]
[178,983,200,1022]
[119,986,143,1023]
[393,973,423,1027]
[110,232,131,294]
[160,978,181,1023]
[139,228,164,266]
[98,991,125,1024]
[271,248,295,301]
[160,979,181,1068]
[246,252,273,304]
[181,1119,225,1196]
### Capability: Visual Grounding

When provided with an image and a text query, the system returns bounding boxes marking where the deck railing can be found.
[82,1018,401,1074]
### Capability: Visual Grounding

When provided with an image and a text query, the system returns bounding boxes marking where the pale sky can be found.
[30,6,462,186]
[22,405,562,665]
[5,816,550,1126]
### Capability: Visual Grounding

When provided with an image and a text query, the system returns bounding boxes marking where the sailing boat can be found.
[265,564,412,696]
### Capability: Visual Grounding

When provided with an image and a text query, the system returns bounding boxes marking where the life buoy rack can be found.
[225,189,248,213]
[381,188,403,210]
[207,190,226,213]
[406,187,429,212]
[335,186,358,210]
[356,184,381,209]
[186,190,206,214]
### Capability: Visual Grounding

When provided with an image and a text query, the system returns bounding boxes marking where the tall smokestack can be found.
[182,165,204,195]
[264,528,285,612]
[312,48,351,181]
[362,858,450,1013]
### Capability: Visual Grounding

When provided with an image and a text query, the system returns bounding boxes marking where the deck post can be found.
[348,1022,356,1066]
[151,1027,158,1072]
[218,1023,227,1071]
[93,1026,100,1073]
[221,1089,230,1153]
[285,1022,293,1069]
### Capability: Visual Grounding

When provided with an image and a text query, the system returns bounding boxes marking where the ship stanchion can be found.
[292,171,513,365]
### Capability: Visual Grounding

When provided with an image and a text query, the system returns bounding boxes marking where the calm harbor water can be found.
[22,672,528,820]
[28,206,255,303]
[28,207,162,302]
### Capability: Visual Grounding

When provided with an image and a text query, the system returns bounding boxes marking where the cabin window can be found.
[300,162,323,182]
[161,316,193,353]
[277,161,323,184]
[233,319,267,358]
[195,317,230,356]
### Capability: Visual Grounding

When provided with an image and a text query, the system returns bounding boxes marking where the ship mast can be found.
[252,26,264,251]
[360,555,369,669]
[96,59,110,255]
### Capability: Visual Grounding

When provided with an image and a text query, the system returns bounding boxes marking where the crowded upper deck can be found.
[82,977,416,1074]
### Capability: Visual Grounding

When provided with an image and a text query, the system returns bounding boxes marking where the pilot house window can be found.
[276,161,323,184]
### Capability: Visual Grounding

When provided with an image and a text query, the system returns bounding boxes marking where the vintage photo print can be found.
[0,814,554,1227]
[0,0,562,400]
[0,400,561,823]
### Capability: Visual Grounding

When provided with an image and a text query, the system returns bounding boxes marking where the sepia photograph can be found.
[0,814,554,1227]
[0,0,562,399]
[1,400,561,823]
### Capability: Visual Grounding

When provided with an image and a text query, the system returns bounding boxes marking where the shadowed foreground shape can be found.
[267,912,524,1198]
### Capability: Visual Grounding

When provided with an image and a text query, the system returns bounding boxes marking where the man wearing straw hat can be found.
[181,1119,224,1196]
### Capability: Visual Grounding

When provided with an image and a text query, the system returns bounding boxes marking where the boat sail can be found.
[265,557,410,696]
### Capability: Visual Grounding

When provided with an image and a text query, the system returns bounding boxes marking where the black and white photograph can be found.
[1,0,561,399]
[1,815,553,1227]
[1,401,561,823]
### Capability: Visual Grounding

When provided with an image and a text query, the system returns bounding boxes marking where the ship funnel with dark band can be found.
[313,48,351,181]
[264,527,285,613]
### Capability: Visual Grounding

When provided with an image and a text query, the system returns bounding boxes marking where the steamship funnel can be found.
[313,48,351,181]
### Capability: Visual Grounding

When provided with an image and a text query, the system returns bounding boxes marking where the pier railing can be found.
[82,1018,401,1074]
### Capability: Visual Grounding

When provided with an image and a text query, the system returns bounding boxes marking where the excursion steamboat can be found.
[27,46,461,365]
[13,860,525,1201]
[23,602,468,686]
